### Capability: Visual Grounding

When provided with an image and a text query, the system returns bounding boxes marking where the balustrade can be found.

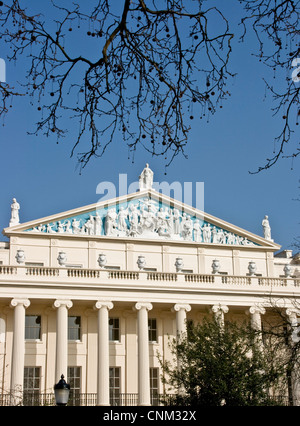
[147,272,177,281]
[0,264,298,289]
[26,267,59,277]
[0,266,17,275]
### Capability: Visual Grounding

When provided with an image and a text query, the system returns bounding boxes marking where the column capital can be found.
[212,304,229,314]
[94,300,114,311]
[249,305,266,316]
[53,299,73,310]
[286,308,300,318]
[10,298,30,309]
[172,303,191,313]
[134,302,153,312]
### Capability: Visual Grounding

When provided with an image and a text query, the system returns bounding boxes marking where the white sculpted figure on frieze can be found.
[95,213,101,235]
[140,203,157,233]
[46,223,55,233]
[25,195,257,246]
[105,208,118,236]
[84,215,95,235]
[64,220,72,234]
[57,221,64,233]
[128,204,139,236]
[193,219,202,242]
[202,223,212,243]
[72,218,81,234]
[25,200,256,246]
[173,209,181,234]
[181,214,193,241]
[118,207,129,232]
[166,209,174,235]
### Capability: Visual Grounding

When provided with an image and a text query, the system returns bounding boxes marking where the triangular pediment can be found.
[3,189,280,250]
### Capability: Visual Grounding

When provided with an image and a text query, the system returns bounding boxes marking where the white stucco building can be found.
[0,165,299,406]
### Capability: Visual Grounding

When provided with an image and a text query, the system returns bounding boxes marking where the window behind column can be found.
[23,367,40,406]
[109,318,120,342]
[150,367,159,405]
[148,318,157,342]
[68,366,81,406]
[109,367,121,406]
[25,315,41,340]
[68,316,81,341]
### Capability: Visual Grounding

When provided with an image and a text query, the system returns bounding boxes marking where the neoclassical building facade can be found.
[0,165,299,405]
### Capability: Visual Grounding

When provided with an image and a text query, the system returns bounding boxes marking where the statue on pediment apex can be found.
[139,163,154,190]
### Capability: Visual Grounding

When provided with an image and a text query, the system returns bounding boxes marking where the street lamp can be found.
[54,374,70,406]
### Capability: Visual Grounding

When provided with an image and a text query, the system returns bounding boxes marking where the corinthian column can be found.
[134,302,153,406]
[94,300,114,406]
[172,303,191,341]
[10,298,30,402]
[53,299,73,382]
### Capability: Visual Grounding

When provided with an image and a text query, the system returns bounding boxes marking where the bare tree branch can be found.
[239,0,300,172]
[0,0,234,170]
[1,1,298,172]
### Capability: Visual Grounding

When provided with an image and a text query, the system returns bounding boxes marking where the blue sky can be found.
[0,1,299,252]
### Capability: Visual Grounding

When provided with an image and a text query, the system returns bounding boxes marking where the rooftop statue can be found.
[262,215,272,241]
[139,163,154,190]
[9,198,20,227]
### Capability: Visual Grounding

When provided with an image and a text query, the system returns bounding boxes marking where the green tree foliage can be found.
[160,318,286,406]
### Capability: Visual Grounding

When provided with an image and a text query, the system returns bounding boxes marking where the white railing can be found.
[185,274,215,283]
[26,267,59,277]
[0,265,299,289]
[221,276,251,286]
[0,266,17,275]
[108,270,139,280]
[67,268,100,279]
[147,272,177,281]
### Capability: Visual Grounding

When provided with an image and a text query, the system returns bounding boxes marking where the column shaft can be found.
[249,306,265,332]
[94,301,113,406]
[172,303,191,341]
[10,299,30,397]
[172,304,191,390]
[53,300,72,383]
[135,302,152,406]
